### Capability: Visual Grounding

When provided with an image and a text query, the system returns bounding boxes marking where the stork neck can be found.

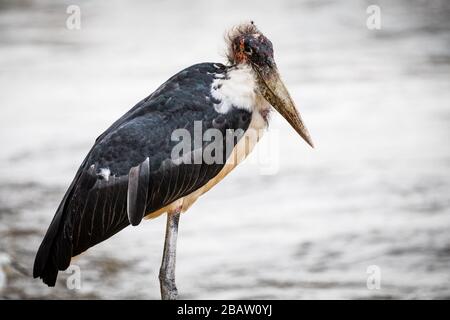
[211,64,271,121]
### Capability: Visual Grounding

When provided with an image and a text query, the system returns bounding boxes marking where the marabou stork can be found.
[33,22,313,299]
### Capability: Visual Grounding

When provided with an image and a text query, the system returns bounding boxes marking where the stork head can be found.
[226,22,314,148]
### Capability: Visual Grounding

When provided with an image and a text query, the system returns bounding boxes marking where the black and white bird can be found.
[33,22,313,299]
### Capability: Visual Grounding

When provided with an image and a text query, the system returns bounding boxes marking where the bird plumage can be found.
[33,62,262,286]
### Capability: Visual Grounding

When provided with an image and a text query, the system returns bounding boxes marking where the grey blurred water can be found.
[0,0,449,299]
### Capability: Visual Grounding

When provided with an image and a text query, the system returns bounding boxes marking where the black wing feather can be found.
[127,157,150,226]
[33,63,252,286]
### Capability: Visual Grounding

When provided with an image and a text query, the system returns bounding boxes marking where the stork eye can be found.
[244,44,253,55]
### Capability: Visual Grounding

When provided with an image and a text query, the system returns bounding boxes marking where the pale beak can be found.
[255,64,314,148]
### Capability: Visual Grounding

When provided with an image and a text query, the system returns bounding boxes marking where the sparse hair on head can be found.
[225,21,261,64]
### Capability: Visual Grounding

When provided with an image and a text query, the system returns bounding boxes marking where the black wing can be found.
[33,63,253,286]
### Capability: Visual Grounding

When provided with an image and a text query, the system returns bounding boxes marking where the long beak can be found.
[255,65,314,148]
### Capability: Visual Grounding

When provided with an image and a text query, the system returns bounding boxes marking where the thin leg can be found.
[159,209,181,300]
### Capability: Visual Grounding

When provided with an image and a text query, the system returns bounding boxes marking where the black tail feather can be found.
[33,211,71,286]
[33,160,94,286]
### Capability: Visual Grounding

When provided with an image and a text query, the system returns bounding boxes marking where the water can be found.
[0,0,449,299]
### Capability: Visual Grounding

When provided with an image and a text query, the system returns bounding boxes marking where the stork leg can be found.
[159,209,181,300]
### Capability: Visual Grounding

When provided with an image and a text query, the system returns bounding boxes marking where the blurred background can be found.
[0,0,449,299]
